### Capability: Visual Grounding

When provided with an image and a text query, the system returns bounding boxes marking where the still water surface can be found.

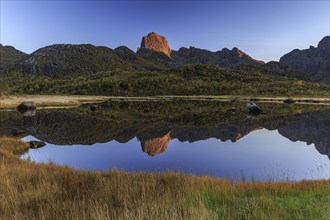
[1,100,329,182]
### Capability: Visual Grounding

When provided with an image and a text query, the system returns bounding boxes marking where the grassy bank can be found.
[0,95,109,109]
[0,137,329,219]
[2,65,330,97]
[1,94,330,109]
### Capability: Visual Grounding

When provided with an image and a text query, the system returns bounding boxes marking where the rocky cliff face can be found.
[137,32,172,58]
[279,36,330,83]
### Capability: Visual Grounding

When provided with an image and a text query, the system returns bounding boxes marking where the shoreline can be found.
[1,94,330,109]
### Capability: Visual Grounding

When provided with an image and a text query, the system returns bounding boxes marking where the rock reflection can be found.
[139,132,171,156]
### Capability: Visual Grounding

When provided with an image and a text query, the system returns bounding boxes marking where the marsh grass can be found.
[0,95,109,109]
[0,137,329,219]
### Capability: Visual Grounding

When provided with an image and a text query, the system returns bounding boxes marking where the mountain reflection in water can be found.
[0,100,329,181]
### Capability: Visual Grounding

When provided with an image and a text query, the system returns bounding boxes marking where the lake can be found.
[1,100,329,182]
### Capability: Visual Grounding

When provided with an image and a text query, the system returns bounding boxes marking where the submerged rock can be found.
[283,99,296,104]
[28,141,46,149]
[246,101,263,114]
[227,107,240,114]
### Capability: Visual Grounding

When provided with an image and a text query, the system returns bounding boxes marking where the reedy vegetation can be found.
[0,138,329,219]
[1,65,330,96]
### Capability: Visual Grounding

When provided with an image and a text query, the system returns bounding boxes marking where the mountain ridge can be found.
[1,33,329,82]
[280,36,330,83]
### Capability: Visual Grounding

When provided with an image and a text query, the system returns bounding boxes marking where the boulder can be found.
[17,101,36,111]
[246,101,263,114]
[90,105,98,111]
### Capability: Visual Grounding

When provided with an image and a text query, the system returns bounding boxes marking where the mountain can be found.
[280,36,330,83]
[1,32,265,77]
[0,44,27,72]
[136,32,264,68]
[172,46,264,67]
[1,33,329,83]
[136,32,264,67]
[18,44,125,77]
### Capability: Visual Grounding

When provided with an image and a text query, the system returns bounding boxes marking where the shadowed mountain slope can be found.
[280,36,330,83]
[0,44,27,72]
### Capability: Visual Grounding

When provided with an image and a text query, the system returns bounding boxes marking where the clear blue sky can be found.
[1,1,329,62]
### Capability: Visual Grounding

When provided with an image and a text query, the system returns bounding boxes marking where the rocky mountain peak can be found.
[317,36,330,54]
[232,47,245,57]
[138,32,171,58]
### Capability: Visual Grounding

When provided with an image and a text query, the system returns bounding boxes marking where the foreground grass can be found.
[0,138,329,219]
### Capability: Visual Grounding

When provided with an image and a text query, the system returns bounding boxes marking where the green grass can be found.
[0,137,329,219]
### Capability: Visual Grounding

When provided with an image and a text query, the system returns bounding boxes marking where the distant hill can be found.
[114,46,165,70]
[0,44,27,72]
[259,61,310,81]
[15,44,163,78]
[172,46,264,67]
[137,32,264,68]
[280,36,330,83]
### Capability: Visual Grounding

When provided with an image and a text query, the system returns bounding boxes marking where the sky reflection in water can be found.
[22,128,329,182]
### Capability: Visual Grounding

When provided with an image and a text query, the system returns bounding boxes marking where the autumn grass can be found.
[0,137,329,219]
[0,95,110,109]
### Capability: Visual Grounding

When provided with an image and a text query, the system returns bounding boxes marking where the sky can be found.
[0,0,329,62]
